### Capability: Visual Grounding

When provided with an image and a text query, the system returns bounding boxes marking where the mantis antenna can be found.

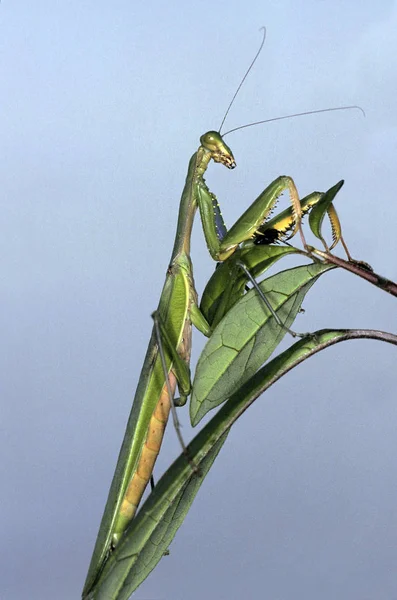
[223,105,365,136]
[219,26,267,133]
[218,27,364,137]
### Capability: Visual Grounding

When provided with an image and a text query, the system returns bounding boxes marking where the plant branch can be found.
[301,246,397,298]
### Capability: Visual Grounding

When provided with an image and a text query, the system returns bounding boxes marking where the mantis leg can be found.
[254,191,323,244]
[198,175,306,262]
[152,303,212,406]
[234,259,309,338]
[152,305,211,471]
[152,311,192,405]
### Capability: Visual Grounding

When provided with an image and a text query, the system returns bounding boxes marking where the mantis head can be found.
[200,131,236,169]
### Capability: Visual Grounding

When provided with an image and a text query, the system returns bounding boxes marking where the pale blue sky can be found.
[2,2,397,599]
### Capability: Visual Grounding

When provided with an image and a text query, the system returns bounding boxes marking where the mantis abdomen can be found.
[116,372,177,530]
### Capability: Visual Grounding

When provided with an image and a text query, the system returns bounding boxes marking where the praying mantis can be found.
[82,30,358,599]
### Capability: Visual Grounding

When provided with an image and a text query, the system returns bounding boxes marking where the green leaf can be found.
[85,328,397,599]
[308,180,344,245]
[84,434,228,600]
[190,262,334,426]
[200,244,298,327]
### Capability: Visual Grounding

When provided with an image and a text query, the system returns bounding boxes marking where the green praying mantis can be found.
[82,30,361,599]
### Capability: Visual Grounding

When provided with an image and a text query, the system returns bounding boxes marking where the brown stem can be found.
[304,246,397,298]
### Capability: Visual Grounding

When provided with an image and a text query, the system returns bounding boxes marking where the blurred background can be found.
[1,1,397,598]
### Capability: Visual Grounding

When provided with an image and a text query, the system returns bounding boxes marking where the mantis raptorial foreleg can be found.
[197,167,307,263]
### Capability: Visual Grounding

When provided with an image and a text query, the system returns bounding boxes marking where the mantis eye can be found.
[200,131,222,150]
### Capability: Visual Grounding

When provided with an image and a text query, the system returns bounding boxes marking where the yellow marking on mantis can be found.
[119,372,176,523]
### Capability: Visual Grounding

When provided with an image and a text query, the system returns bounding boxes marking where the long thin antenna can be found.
[222,105,365,136]
[218,27,267,134]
